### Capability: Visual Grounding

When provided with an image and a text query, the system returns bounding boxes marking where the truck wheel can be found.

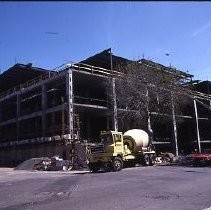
[88,163,100,173]
[113,157,123,171]
[143,154,150,166]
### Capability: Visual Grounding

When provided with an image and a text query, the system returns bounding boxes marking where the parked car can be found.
[186,149,211,166]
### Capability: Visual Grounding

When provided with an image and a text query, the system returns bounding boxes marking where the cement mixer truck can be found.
[86,129,156,172]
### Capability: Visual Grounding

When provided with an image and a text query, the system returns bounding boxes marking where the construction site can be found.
[0,49,211,167]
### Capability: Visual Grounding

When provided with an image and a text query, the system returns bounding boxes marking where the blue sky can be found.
[1,2,211,80]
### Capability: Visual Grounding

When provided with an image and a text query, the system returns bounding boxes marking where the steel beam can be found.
[194,99,201,153]
[171,94,178,156]
[66,69,74,139]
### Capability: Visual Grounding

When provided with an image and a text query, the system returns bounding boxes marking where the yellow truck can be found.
[86,129,156,172]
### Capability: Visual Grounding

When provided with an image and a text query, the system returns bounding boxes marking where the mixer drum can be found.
[123,129,149,152]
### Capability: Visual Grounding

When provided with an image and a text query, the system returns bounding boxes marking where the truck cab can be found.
[100,131,124,155]
[86,131,125,172]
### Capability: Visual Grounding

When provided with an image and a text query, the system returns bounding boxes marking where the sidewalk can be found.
[0,167,90,174]
[0,167,14,172]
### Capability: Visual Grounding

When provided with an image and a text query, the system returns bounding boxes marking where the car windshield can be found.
[101,134,113,144]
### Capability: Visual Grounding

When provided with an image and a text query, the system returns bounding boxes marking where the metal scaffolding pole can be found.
[171,93,178,156]
[193,99,201,153]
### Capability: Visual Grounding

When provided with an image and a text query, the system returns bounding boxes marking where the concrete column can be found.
[171,93,178,156]
[110,48,118,131]
[112,77,118,131]
[194,99,201,153]
[42,84,47,137]
[66,69,74,139]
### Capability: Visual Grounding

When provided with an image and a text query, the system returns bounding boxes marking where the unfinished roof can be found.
[80,49,193,80]
[139,59,193,79]
[80,48,132,70]
[0,63,49,93]
[0,50,194,95]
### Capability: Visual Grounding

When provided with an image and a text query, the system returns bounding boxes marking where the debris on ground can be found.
[14,157,51,171]
[173,155,190,166]
[46,156,71,171]
[156,152,175,165]
[14,156,72,171]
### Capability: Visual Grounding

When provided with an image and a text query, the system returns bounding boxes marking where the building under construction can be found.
[0,49,211,166]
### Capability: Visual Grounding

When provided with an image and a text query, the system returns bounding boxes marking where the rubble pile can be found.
[14,157,51,171]
[14,156,72,171]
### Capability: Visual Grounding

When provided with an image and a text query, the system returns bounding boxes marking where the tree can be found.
[108,59,192,133]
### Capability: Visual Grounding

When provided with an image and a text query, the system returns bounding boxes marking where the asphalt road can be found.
[0,166,211,210]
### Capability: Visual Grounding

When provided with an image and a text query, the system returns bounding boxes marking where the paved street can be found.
[0,166,210,210]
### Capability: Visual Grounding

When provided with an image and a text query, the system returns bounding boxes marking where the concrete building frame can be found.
[0,52,211,166]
